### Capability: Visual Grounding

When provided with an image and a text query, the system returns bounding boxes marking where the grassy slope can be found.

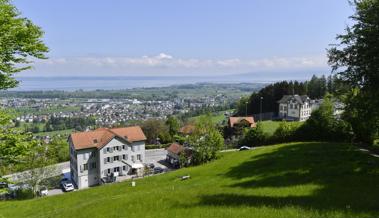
[1,142,379,218]
[260,121,302,136]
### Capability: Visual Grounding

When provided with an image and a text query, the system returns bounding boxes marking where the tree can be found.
[297,95,351,142]
[188,115,224,165]
[0,110,34,175]
[328,0,379,144]
[142,119,169,144]
[166,116,180,137]
[0,0,48,89]
[239,123,267,147]
[23,141,56,196]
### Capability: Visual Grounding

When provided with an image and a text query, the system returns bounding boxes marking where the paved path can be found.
[145,148,168,169]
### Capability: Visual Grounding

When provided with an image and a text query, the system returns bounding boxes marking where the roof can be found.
[167,143,184,155]
[166,143,193,157]
[278,95,310,105]
[179,124,196,135]
[228,117,256,128]
[70,126,146,150]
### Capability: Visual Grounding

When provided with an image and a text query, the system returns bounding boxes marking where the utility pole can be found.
[260,97,263,121]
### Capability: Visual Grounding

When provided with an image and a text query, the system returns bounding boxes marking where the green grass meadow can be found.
[1,142,378,218]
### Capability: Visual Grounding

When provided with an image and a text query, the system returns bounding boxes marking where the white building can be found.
[278,95,322,121]
[68,126,146,189]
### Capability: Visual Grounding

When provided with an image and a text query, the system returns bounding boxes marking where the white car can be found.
[239,146,251,151]
[39,186,48,196]
[60,179,74,192]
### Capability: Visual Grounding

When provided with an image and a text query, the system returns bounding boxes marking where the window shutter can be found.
[104,158,107,164]
[103,149,106,154]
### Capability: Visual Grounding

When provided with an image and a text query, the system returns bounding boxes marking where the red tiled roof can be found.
[70,126,146,150]
[228,117,256,128]
[166,143,184,155]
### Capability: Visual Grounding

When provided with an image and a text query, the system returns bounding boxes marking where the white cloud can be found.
[25,53,328,77]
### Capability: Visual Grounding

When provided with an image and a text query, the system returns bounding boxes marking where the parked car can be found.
[38,186,48,196]
[153,167,164,174]
[0,181,8,189]
[147,163,155,169]
[60,179,74,192]
[239,146,251,151]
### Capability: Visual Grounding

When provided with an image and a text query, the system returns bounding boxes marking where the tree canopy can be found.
[0,0,48,89]
[328,0,379,144]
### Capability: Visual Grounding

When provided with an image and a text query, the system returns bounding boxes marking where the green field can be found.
[1,142,378,218]
[260,121,302,136]
[189,110,231,125]
[34,129,74,137]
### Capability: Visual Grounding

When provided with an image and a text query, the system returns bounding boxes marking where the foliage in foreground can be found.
[0,142,378,218]
[328,0,379,144]
[0,0,48,89]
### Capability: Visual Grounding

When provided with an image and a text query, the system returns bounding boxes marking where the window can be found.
[83,163,88,171]
[114,156,119,161]
[107,168,112,174]
[90,152,95,158]
[107,157,111,163]
[106,147,113,153]
[131,146,135,152]
[93,139,98,143]
[137,154,141,161]
[123,154,127,160]
[91,162,96,169]
[122,145,127,150]
[114,167,120,172]
[131,155,135,162]
[123,166,127,171]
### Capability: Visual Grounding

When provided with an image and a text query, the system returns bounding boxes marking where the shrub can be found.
[272,121,301,143]
[239,123,268,147]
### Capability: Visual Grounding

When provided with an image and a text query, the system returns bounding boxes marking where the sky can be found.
[13,0,354,79]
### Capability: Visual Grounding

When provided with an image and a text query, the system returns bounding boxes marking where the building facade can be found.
[69,126,146,189]
[278,95,322,121]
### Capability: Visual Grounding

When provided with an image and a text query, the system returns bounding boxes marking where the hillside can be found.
[1,142,378,218]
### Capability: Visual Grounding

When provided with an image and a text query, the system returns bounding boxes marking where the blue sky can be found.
[14,0,354,78]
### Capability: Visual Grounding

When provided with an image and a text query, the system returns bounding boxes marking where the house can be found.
[277,95,322,121]
[228,117,256,128]
[166,143,192,168]
[68,126,147,189]
[179,124,196,135]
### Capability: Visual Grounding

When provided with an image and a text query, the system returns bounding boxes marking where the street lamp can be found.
[260,97,263,121]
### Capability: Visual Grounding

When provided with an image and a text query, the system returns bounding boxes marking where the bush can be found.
[14,188,34,200]
[272,121,301,143]
[295,97,352,142]
[239,123,268,147]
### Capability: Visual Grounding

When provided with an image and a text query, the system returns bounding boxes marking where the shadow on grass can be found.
[188,142,379,214]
